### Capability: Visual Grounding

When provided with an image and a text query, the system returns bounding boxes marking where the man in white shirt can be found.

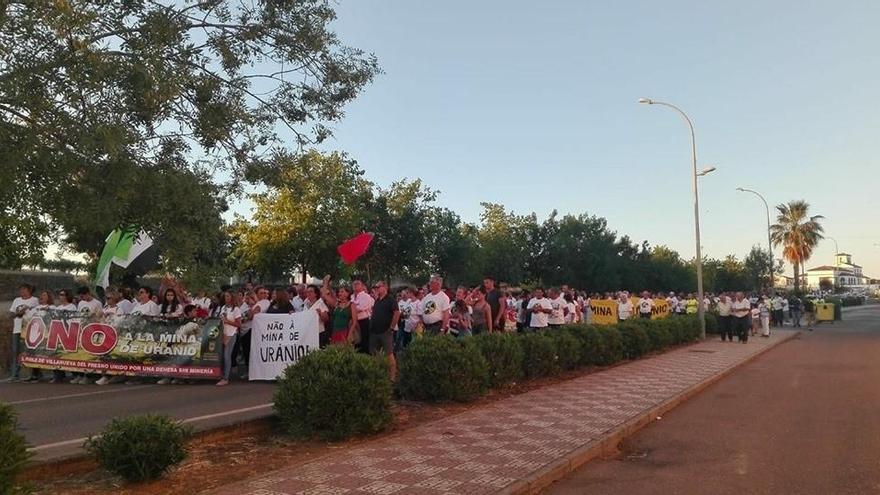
[617,292,634,321]
[527,287,553,330]
[77,287,104,318]
[6,284,38,381]
[717,293,733,342]
[116,287,134,315]
[421,275,451,335]
[547,288,567,328]
[637,291,655,319]
[192,290,212,312]
[290,284,306,312]
[351,279,375,353]
[130,286,161,316]
[731,292,752,343]
[251,286,271,315]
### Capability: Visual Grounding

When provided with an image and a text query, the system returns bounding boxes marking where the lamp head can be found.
[697,166,716,177]
[735,187,744,191]
[638,98,653,105]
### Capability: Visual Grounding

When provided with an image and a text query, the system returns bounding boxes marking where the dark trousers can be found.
[736,316,750,342]
[773,309,784,326]
[356,318,371,354]
[720,315,734,341]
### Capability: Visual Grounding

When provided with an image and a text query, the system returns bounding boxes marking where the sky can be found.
[234,0,880,278]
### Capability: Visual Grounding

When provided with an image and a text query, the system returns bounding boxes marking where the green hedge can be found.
[84,415,190,483]
[274,345,393,440]
[398,336,489,402]
[0,403,30,495]
[274,315,707,441]
[472,333,524,388]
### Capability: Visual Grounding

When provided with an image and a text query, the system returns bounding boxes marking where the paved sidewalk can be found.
[210,331,797,495]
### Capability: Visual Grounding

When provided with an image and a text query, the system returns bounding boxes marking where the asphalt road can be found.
[545,304,880,495]
[1,378,276,461]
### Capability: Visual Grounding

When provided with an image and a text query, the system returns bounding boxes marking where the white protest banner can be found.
[249,311,320,380]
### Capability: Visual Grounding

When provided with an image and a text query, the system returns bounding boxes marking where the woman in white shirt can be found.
[217,291,241,387]
[304,285,330,347]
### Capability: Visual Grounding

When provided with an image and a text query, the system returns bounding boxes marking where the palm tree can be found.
[769,200,824,293]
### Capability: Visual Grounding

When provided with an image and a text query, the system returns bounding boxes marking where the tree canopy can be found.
[0,0,379,278]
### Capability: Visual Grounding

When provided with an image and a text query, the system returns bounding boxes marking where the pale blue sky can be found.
[238,0,880,277]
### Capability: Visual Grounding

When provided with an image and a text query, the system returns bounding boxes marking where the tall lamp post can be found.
[639,98,713,339]
[826,236,839,255]
[736,188,774,290]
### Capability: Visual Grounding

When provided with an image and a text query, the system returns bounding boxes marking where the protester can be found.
[483,277,504,332]
[803,297,816,330]
[547,288,567,328]
[516,290,530,331]
[117,287,134,315]
[304,284,330,347]
[790,296,803,328]
[217,291,241,387]
[527,287,553,331]
[637,291,654,319]
[4,284,38,383]
[396,287,421,351]
[617,292,633,322]
[564,293,578,324]
[235,291,256,379]
[420,275,451,335]
[731,292,751,343]
[131,286,160,316]
[159,288,183,318]
[267,288,294,314]
[290,284,306,312]
[717,293,733,342]
[470,288,493,335]
[368,281,399,379]
[327,285,357,345]
[760,297,771,337]
[771,293,784,327]
[351,279,374,353]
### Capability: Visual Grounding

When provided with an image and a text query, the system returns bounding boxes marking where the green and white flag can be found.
[95,228,156,288]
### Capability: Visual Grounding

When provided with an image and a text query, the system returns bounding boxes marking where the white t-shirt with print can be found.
[240,303,253,333]
[566,302,577,323]
[548,296,566,325]
[291,295,306,313]
[53,303,77,312]
[618,300,633,320]
[219,305,242,337]
[638,297,655,315]
[10,296,38,334]
[398,298,423,333]
[527,297,552,328]
[421,291,450,325]
[77,298,103,317]
[117,298,133,315]
[130,300,160,316]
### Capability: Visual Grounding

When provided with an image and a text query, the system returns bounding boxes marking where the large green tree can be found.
[230,150,372,282]
[0,0,379,270]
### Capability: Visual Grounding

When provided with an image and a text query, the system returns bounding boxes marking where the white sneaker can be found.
[156,378,171,385]
[95,376,110,386]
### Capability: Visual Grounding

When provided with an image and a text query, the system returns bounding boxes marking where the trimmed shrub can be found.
[520,332,561,378]
[618,322,651,359]
[679,315,703,342]
[0,403,30,495]
[572,325,624,366]
[645,320,674,351]
[398,336,489,402]
[472,333,524,388]
[84,414,190,482]
[275,346,393,440]
[551,329,581,370]
[704,313,719,334]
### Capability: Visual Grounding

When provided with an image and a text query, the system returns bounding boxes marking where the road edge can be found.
[501,331,801,495]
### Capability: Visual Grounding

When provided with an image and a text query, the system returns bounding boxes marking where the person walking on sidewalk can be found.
[717,293,733,342]
[759,297,771,337]
[790,296,803,328]
[731,292,751,343]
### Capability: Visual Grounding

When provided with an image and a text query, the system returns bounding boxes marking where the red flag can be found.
[337,232,374,264]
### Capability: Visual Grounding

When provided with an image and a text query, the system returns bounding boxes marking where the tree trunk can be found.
[793,261,800,294]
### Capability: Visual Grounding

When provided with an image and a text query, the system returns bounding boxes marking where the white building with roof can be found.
[805,253,870,289]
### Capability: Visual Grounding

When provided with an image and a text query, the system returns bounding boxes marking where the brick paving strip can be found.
[209,330,799,495]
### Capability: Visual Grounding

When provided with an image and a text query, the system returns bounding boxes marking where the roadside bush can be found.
[551,329,581,370]
[704,313,719,334]
[0,403,30,495]
[679,315,703,341]
[274,346,393,440]
[84,414,190,483]
[472,333,524,388]
[617,322,651,359]
[520,332,561,378]
[398,336,489,402]
[645,320,674,351]
[573,325,624,366]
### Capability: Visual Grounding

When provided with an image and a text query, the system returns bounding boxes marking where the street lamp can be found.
[639,97,707,339]
[826,236,840,255]
[736,187,774,289]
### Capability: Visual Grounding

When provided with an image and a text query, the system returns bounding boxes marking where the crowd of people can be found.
[6,276,817,385]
